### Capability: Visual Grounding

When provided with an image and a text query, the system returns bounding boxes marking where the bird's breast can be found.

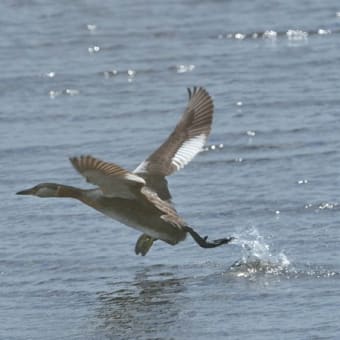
[82,194,186,244]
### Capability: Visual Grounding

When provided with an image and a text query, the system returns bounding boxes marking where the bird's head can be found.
[16,183,60,198]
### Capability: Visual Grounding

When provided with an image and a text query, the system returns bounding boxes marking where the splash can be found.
[227,227,340,280]
[229,227,290,278]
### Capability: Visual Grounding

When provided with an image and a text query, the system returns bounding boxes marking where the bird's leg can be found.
[135,234,155,256]
[183,226,234,249]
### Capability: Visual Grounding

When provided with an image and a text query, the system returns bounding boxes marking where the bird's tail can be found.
[183,226,234,248]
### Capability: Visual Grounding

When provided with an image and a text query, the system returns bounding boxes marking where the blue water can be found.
[1,1,340,339]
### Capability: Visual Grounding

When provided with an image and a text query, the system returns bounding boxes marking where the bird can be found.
[17,87,234,256]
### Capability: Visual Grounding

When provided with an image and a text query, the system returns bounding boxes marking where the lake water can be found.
[1,0,340,339]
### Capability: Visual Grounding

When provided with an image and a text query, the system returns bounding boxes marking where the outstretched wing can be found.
[133,87,213,201]
[134,87,214,176]
[70,155,145,199]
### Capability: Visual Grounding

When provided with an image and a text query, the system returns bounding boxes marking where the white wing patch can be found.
[124,172,146,184]
[133,160,149,174]
[171,134,206,171]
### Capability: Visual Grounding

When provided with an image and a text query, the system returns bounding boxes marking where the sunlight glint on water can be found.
[1,0,340,339]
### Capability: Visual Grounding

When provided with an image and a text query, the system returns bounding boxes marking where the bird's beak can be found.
[16,188,35,195]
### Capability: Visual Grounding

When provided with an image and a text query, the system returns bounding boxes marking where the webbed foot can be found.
[183,226,234,249]
[135,234,155,256]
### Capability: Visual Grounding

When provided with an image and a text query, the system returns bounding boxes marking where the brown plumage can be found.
[17,87,233,256]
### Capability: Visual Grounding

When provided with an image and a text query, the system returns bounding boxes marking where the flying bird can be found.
[17,87,233,256]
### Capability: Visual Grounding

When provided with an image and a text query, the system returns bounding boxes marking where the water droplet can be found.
[64,88,79,96]
[230,227,290,278]
[127,69,136,78]
[236,101,243,106]
[218,143,224,149]
[49,90,59,99]
[45,72,55,78]
[103,70,118,78]
[88,46,100,53]
[87,24,97,31]
[297,179,308,184]
[275,210,280,215]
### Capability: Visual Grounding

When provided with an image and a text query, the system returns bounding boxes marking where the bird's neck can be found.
[56,184,83,199]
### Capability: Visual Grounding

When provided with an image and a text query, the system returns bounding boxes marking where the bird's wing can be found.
[70,155,145,199]
[134,87,214,177]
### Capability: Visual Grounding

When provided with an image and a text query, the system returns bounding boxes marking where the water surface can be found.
[1,0,340,339]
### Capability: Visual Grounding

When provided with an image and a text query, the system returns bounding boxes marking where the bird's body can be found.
[61,185,186,244]
[17,87,233,255]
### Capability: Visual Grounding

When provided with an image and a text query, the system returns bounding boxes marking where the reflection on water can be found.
[95,266,186,338]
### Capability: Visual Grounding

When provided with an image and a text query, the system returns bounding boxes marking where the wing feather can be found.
[134,86,214,177]
[70,155,145,199]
